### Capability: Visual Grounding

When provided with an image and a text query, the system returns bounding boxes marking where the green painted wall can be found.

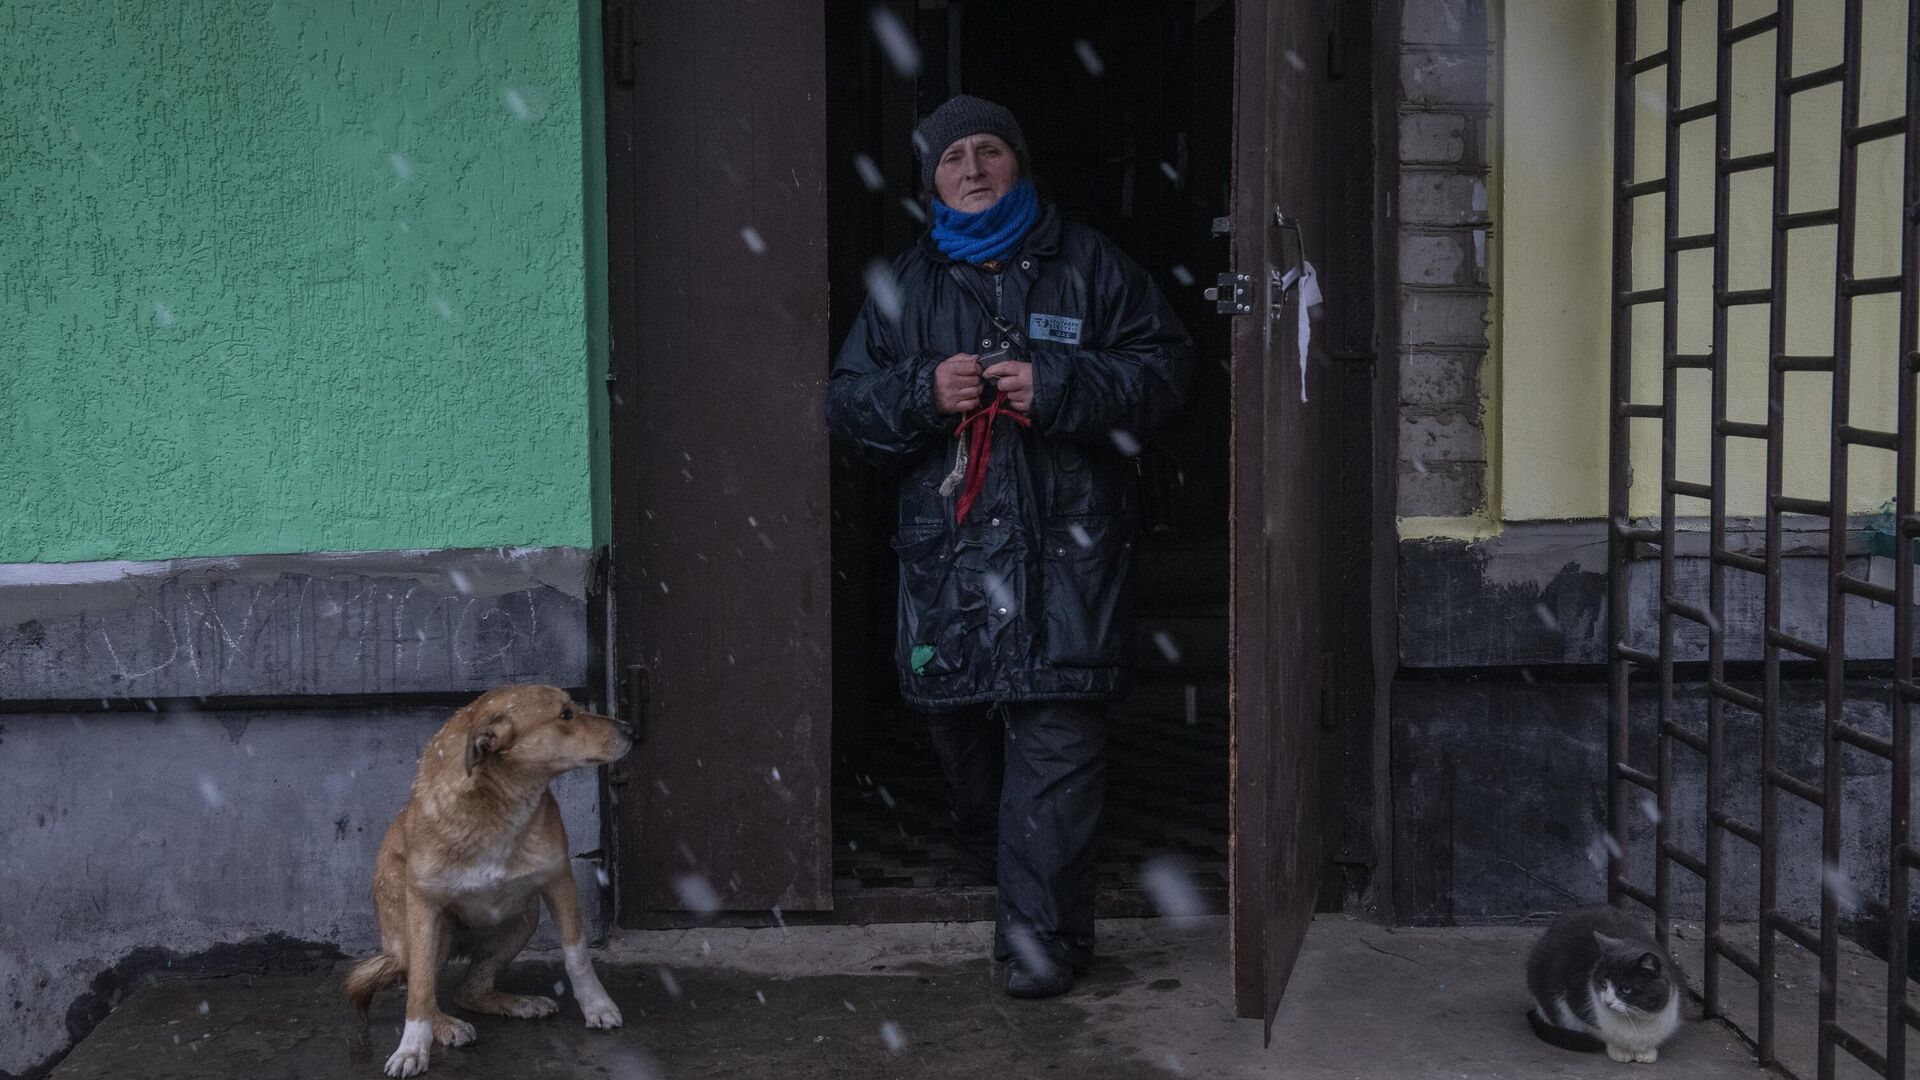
[1,0,601,563]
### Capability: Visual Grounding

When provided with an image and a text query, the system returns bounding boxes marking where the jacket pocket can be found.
[1040,516,1132,668]
[892,525,973,678]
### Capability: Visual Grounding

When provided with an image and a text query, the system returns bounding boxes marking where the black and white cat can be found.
[1525,905,1682,1064]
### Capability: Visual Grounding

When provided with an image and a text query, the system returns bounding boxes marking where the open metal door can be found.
[602,0,834,921]
[1227,0,1331,1036]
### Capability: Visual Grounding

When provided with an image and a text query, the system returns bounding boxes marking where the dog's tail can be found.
[344,952,404,1014]
[1526,1006,1607,1054]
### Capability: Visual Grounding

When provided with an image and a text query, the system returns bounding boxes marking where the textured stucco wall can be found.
[1,0,598,564]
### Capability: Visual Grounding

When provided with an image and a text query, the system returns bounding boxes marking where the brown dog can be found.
[343,685,634,1077]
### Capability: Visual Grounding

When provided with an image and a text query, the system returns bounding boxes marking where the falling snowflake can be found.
[656,966,683,1000]
[1140,856,1209,920]
[865,259,904,321]
[197,777,225,809]
[740,227,767,254]
[869,8,920,76]
[503,87,531,120]
[1170,265,1194,287]
[673,874,721,914]
[1110,429,1142,456]
[853,154,884,193]
[1822,864,1860,915]
[388,152,412,180]
[880,1021,907,1053]
[1074,40,1104,76]
[1151,630,1183,664]
[152,302,176,327]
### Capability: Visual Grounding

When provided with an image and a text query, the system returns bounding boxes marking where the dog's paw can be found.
[501,994,559,1019]
[384,1046,429,1078]
[431,1013,476,1047]
[386,1020,434,1076]
[457,991,559,1019]
[581,997,624,1029]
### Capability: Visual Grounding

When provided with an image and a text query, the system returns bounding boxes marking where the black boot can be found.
[1004,956,1076,999]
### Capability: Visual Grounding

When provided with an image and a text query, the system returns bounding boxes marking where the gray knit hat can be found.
[913,95,1031,191]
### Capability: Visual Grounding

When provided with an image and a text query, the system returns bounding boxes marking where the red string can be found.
[952,397,1031,524]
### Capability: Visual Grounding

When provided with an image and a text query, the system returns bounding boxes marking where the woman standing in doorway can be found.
[827,95,1192,998]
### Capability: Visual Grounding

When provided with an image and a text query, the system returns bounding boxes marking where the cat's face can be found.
[1592,948,1673,1016]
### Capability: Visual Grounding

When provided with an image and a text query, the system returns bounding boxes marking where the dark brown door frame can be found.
[596,0,1391,959]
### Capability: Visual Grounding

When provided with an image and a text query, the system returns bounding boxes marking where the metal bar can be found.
[1668,479,1713,500]
[1704,0,1736,1023]
[1837,423,1900,450]
[1712,547,1766,574]
[1627,49,1671,76]
[1836,572,1896,605]
[1826,1022,1890,1075]
[1709,678,1763,714]
[1655,0,1683,962]
[1819,13,1862,1055]
[1713,935,1762,980]
[1723,287,1776,305]
[1623,176,1669,199]
[1834,720,1895,759]
[1606,0,1639,917]
[1619,401,1666,418]
[1618,879,1657,910]
[1768,627,1830,663]
[1776,494,1833,516]
[1722,149,1777,174]
[1710,808,1762,846]
[1669,352,1715,369]
[1618,762,1658,791]
[1766,910,1822,953]
[1621,286,1667,306]
[1780,207,1842,229]
[1774,353,1837,371]
[1717,419,1769,439]
[1674,99,1719,126]
[1785,62,1847,94]
[1617,643,1661,667]
[1758,6,1797,1062]
[1723,10,1780,45]
[1842,274,1903,297]
[1663,841,1708,878]
[1847,114,1907,145]
[1888,7,1920,1072]
[1768,767,1827,808]
[1662,720,1709,753]
[1670,232,1717,252]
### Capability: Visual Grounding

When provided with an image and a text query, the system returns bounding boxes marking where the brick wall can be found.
[1396,0,1492,517]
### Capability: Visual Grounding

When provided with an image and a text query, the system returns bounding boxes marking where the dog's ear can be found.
[465,724,502,776]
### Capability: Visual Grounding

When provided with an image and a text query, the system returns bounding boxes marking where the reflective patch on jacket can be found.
[1028,312,1083,345]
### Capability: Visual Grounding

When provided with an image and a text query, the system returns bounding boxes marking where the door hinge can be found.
[1204,272,1254,315]
[619,663,650,741]
[606,3,636,85]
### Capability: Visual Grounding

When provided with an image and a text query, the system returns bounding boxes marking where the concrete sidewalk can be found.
[50,917,1767,1079]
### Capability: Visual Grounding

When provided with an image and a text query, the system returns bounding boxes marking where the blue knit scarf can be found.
[931,180,1038,264]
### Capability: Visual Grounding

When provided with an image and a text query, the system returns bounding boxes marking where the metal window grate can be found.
[1607,1,1920,1077]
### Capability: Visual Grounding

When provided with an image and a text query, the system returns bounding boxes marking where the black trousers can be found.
[922,700,1108,971]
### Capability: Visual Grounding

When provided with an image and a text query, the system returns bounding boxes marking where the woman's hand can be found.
[934,353,983,414]
[982,360,1033,414]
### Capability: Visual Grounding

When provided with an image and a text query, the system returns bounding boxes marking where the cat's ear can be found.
[1636,951,1662,976]
[1592,931,1625,953]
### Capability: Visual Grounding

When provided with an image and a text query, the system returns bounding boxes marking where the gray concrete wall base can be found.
[0,707,604,1077]
[1392,677,1915,934]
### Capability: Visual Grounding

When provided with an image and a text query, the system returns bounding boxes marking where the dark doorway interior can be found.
[823,0,1237,920]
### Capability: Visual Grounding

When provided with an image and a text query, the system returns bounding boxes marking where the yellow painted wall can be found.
[1496,0,1909,522]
